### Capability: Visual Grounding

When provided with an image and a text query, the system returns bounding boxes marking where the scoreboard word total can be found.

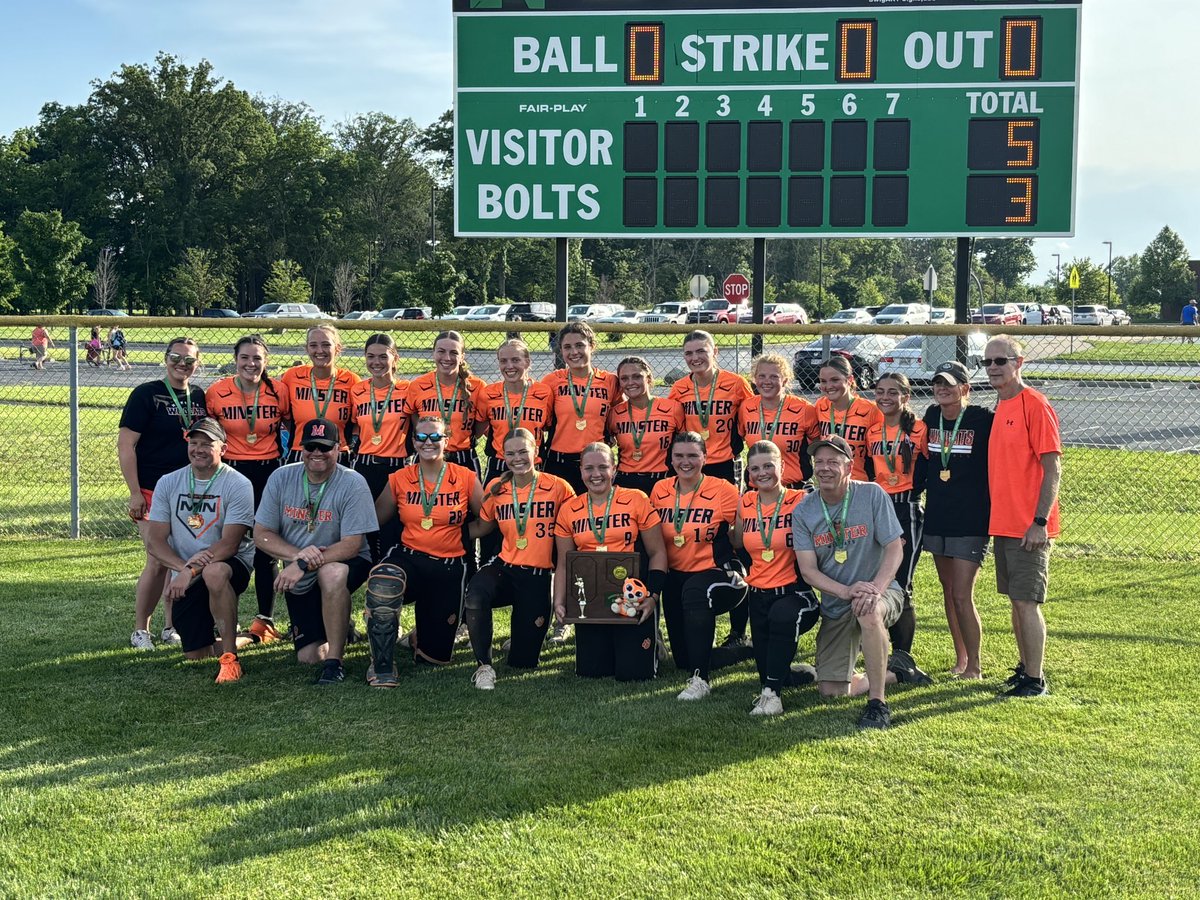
[453,0,1080,238]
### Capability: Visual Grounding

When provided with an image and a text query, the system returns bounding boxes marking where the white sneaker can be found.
[677,671,711,701]
[160,627,182,646]
[472,664,497,690]
[454,622,470,645]
[547,622,572,644]
[750,687,783,716]
[130,629,154,650]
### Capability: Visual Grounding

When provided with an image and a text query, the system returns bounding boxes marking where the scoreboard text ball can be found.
[453,0,1080,239]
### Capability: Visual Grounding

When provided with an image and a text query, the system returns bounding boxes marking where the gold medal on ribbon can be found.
[421,517,434,530]
[761,549,775,562]
[673,534,686,547]
[940,470,951,482]
[371,434,383,446]
[516,537,528,550]
[631,450,642,461]
[834,548,848,563]
[246,432,258,445]
[595,544,607,552]
[575,418,587,431]
[888,475,898,486]
[700,429,710,440]
[187,514,204,529]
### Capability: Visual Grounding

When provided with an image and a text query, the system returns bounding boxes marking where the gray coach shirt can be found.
[256,462,375,593]
[149,464,256,572]
[792,481,903,620]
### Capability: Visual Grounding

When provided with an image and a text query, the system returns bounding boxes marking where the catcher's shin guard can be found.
[365,563,406,687]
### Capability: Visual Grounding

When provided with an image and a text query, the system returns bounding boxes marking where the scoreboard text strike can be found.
[453,0,1080,239]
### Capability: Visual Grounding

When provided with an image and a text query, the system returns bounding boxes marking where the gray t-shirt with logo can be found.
[792,481,902,620]
[149,464,256,571]
[256,462,375,593]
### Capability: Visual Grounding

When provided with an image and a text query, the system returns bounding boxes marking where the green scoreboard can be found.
[453,0,1080,238]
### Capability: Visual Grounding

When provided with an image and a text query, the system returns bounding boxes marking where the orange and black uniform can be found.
[554,487,661,681]
[381,462,478,665]
[667,369,754,482]
[466,473,575,669]
[811,395,883,482]
[650,477,747,673]
[540,367,619,493]
[405,372,486,474]
[736,489,819,692]
[609,397,684,495]
[350,377,411,560]
[280,366,360,460]
[206,375,290,617]
[738,396,819,487]
[478,380,554,479]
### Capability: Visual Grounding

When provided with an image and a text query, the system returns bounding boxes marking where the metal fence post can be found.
[68,326,80,538]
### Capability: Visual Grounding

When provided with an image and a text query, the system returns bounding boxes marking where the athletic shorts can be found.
[285,556,372,650]
[922,534,989,565]
[993,536,1052,604]
[33,344,47,360]
[814,588,905,684]
[173,559,252,653]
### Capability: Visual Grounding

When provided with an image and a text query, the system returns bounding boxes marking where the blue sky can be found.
[2,0,1196,292]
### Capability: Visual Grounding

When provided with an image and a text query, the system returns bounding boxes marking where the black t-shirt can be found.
[922,403,993,537]
[119,380,208,490]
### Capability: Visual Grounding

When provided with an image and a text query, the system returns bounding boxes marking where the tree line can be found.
[0,53,1193,321]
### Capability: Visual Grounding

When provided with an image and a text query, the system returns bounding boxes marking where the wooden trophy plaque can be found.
[563,551,640,624]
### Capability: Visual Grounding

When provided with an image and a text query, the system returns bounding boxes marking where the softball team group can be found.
[119,321,1004,721]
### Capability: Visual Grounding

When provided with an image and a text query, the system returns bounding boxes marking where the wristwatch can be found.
[296,558,310,572]
[1033,516,1048,527]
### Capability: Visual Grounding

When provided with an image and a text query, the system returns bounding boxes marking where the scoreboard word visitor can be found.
[452,0,1080,238]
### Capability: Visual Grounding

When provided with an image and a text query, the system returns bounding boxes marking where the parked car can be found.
[507,302,556,322]
[1073,305,1114,326]
[464,304,512,322]
[737,302,808,325]
[1022,303,1051,325]
[443,305,479,321]
[792,334,899,390]
[1047,304,1071,324]
[873,303,931,326]
[200,308,240,318]
[243,303,333,319]
[695,298,741,324]
[567,303,624,320]
[929,308,953,323]
[878,333,988,384]
[86,308,129,316]
[646,302,691,325]
[1109,308,1131,326]
[341,310,379,321]
[823,308,874,325]
[594,309,644,325]
[970,303,1023,325]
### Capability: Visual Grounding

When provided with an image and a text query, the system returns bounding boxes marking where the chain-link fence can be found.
[2,316,1197,559]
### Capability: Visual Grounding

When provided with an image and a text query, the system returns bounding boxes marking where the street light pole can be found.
[1103,240,1113,308]
[1052,252,1061,304]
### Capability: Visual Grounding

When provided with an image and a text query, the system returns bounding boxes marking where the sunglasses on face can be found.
[303,444,334,453]
[167,352,198,366]
[981,357,1016,367]
[414,432,445,444]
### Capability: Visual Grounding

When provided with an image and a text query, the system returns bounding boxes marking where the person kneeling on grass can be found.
[254,418,376,686]
[793,436,906,730]
[144,418,255,683]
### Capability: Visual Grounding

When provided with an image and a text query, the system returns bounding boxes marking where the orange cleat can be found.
[215,652,243,683]
[247,616,282,645]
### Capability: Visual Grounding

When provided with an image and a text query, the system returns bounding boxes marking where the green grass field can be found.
[1,540,1197,897]
[1055,339,1200,365]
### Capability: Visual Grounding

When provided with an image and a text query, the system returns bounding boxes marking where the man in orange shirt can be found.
[985,336,1061,698]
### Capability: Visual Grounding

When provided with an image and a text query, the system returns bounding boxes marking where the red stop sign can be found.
[723,274,751,305]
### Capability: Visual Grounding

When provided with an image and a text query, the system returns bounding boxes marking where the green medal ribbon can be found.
[511,472,539,540]
[757,397,787,441]
[236,378,260,437]
[163,379,195,432]
[755,490,783,553]
[309,372,335,421]
[435,377,462,431]
[880,422,900,476]
[827,399,851,437]
[819,484,853,554]
[587,487,615,546]
[302,469,332,533]
[370,380,397,437]
[695,369,719,431]
[939,406,967,472]
[504,380,530,430]
[568,369,595,422]
[628,398,654,452]
[419,463,448,522]
[672,475,705,536]
[188,464,225,517]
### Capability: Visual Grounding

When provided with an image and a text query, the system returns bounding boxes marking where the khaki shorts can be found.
[994,536,1052,603]
[815,587,905,684]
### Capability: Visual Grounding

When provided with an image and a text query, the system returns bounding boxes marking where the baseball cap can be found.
[300,417,340,449]
[186,417,226,443]
[808,435,854,460]
[932,361,970,385]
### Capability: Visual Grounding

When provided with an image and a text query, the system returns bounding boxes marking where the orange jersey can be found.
[480,472,575,569]
[988,387,1062,539]
[405,371,486,453]
[608,397,684,474]
[739,489,806,590]
[738,396,819,485]
[667,369,754,463]
[554,486,657,553]
[649,476,739,572]
[205,376,290,460]
[540,368,620,453]
[479,380,555,457]
[280,366,360,449]
[867,419,929,493]
[811,395,883,481]
[350,379,411,457]
[389,462,478,558]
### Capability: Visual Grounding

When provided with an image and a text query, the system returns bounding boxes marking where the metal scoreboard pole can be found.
[955,238,970,365]
[555,238,568,322]
[752,238,766,360]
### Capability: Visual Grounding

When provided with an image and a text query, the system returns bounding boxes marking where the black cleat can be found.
[857,698,891,730]
[1004,662,1027,688]
[1002,674,1048,698]
[887,649,933,686]
[315,659,345,685]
